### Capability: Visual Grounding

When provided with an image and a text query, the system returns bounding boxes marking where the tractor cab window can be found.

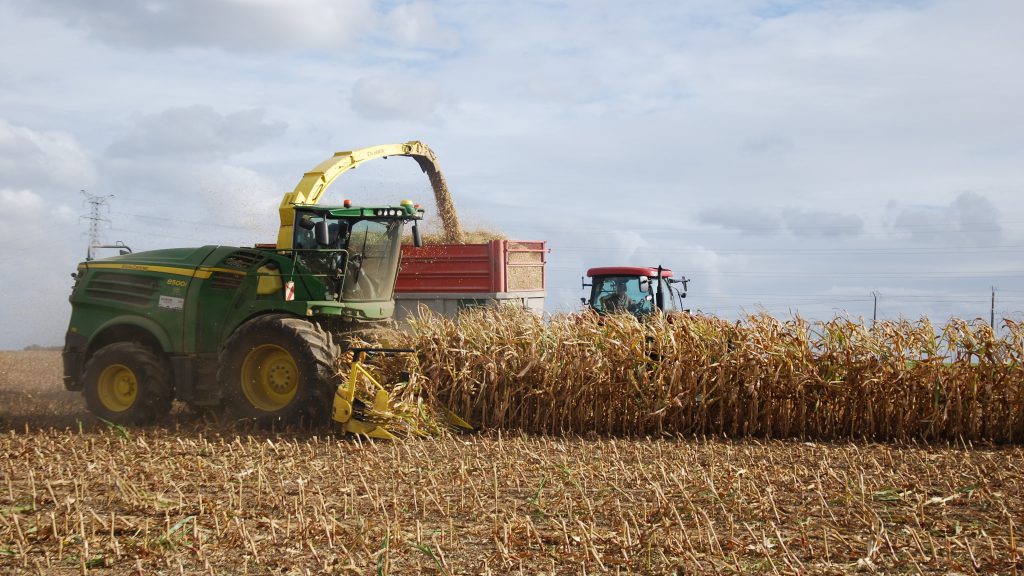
[591,276,652,315]
[657,277,679,312]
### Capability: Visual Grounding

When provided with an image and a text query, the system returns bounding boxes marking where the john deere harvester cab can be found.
[62,142,442,437]
[582,266,689,318]
[289,204,413,306]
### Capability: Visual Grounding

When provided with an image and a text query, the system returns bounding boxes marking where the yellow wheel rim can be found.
[97,364,138,412]
[240,344,299,412]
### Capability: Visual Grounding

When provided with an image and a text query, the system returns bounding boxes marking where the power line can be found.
[509,220,1024,235]
[553,245,1024,255]
[547,266,1023,278]
[698,291,1024,300]
[110,210,263,232]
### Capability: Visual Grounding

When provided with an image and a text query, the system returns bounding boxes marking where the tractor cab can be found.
[582,266,688,317]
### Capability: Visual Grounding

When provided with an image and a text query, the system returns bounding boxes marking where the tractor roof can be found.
[587,266,673,278]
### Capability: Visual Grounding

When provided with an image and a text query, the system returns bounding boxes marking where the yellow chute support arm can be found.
[276,140,464,250]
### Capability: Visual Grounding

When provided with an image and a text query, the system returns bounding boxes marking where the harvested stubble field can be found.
[2,335,1024,574]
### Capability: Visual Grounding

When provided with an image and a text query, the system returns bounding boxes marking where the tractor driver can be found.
[600,280,634,313]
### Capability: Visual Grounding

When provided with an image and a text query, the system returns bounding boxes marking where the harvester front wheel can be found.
[82,342,173,425]
[220,314,337,425]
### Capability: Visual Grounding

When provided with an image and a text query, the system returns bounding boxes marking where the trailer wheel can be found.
[82,342,173,425]
[219,314,337,425]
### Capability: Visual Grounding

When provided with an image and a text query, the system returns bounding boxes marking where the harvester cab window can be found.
[295,213,348,250]
[293,211,353,301]
[341,219,403,302]
[292,211,403,302]
[593,276,651,315]
[295,214,318,250]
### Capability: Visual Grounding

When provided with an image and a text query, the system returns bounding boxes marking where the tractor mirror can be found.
[412,221,423,247]
[638,277,650,291]
[315,219,330,246]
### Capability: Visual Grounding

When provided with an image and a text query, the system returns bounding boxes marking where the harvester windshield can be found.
[293,210,404,302]
[341,219,402,301]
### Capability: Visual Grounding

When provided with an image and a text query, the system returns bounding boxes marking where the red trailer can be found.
[394,240,546,320]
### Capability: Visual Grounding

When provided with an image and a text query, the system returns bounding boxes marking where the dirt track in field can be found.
[0,351,89,431]
[2,351,1023,574]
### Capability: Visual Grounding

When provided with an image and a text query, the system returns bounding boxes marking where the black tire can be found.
[82,342,173,425]
[219,314,338,425]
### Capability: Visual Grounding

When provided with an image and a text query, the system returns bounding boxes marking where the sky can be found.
[0,0,1022,348]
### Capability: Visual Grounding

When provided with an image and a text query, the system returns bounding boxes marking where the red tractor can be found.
[582,266,688,317]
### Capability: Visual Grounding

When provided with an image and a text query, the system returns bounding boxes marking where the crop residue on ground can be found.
[2,351,1023,574]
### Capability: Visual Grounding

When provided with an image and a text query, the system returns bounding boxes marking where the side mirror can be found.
[331,222,350,247]
[638,277,650,292]
[412,221,423,248]
[315,219,330,247]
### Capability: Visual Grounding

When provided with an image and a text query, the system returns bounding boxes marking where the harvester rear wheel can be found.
[219,314,337,425]
[82,342,173,425]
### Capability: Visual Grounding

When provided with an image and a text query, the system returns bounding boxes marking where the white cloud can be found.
[889,191,1002,246]
[350,76,446,121]
[11,0,377,52]
[699,206,782,236]
[107,106,287,159]
[0,119,96,190]
[385,3,459,50]
[783,208,863,238]
[0,188,77,245]
[0,188,44,218]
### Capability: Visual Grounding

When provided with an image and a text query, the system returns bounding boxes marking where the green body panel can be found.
[68,246,217,353]
[66,203,419,370]
[68,245,394,354]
